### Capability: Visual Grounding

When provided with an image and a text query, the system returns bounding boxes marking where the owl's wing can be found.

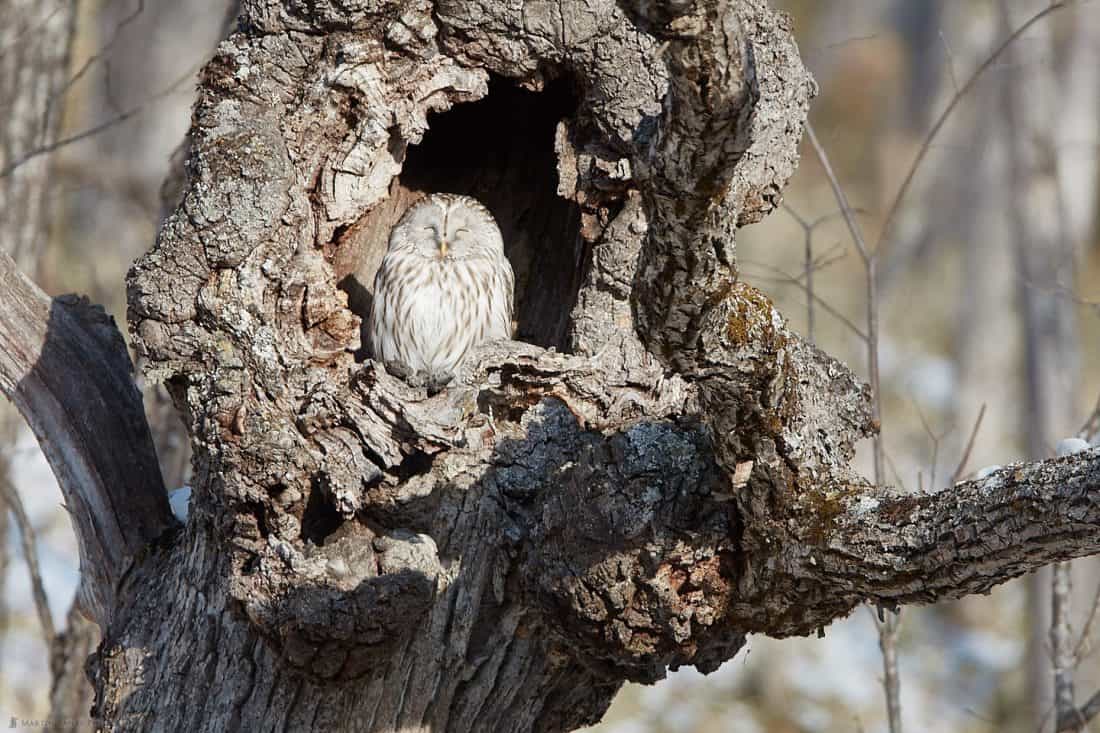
[367,251,405,363]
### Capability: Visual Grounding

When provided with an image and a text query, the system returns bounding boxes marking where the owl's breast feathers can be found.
[369,247,514,375]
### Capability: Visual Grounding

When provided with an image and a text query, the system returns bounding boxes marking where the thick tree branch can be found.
[0,250,173,624]
[483,344,1100,644]
[793,452,1100,616]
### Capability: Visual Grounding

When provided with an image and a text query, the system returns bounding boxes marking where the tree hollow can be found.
[340,75,586,354]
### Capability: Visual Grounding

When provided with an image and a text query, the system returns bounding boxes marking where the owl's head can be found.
[389,194,504,261]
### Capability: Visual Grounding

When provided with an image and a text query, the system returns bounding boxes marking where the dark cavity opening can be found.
[341,74,585,354]
[300,478,345,546]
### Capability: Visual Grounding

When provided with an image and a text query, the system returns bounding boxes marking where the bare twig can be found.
[1051,564,1079,731]
[824,34,882,50]
[870,606,904,733]
[949,404,987,485]
[1073,579,1100,660]
[803,124,873,264]
[801,211,816,340]
[0,58,201,180]
[0,474,55,644]
[782,205,866,342]
[1068,560,1100,729]
[884,451,909,493]
[742,262,868,342]
[875,1,1073,256]
[782,204,870,232]
[1078,394,1100,443]
[938,29,960,94]
[742,242,849,284]
[804,238,815,339]
[804,122,884,489]
[42,0,147,132]
[1016,273,1100,312]
[0,5,65,59]
[1057,690,1100,732]
[913,402,950,491]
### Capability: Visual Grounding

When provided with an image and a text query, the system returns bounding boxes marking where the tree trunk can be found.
[2,1,1100,732]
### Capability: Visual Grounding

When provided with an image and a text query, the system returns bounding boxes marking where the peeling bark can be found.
[0,1,1096,731]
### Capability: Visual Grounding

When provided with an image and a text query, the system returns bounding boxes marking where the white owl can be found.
[368,194,515,380]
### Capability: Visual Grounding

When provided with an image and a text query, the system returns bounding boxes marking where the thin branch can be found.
[804,124,872,265]
[884,451,909,493]
[1052,563,1078,730]
[781,203,870,233]
[1057,690,1100,732]
[803,212,815,339]
[742,243,848,285]
[913,401,950,491]
[804,122,883,488]
[938,29,960,94]
[824,34,882,50]
[781,205,865,342]
[1016,273,1100,311]
[42,0,146,133]
[742,263,868,342]
[871,606,904,733]
[1073,579,1100,659]
[0,474,55,644]
[1076,393,1100,443]
[949,404,987,485]
[0,58,201,180]
[874,1,1074,254]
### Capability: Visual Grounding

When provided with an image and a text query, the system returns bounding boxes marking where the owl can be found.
[368,194,515,381]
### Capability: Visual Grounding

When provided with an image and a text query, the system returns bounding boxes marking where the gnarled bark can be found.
[0,1,1098,732]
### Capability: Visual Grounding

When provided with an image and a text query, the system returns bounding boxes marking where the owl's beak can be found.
[438,240,449,258]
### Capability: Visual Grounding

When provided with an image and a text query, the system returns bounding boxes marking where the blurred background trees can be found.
[1,0,1098,731]
[0,0,231,720]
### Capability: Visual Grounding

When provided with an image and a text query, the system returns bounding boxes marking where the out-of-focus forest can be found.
[1,1,1098,731]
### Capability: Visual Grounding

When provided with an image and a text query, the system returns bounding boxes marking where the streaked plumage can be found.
[368,194,515,377]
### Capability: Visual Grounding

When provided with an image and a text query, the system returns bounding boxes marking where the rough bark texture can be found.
[0,1,1094,732]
